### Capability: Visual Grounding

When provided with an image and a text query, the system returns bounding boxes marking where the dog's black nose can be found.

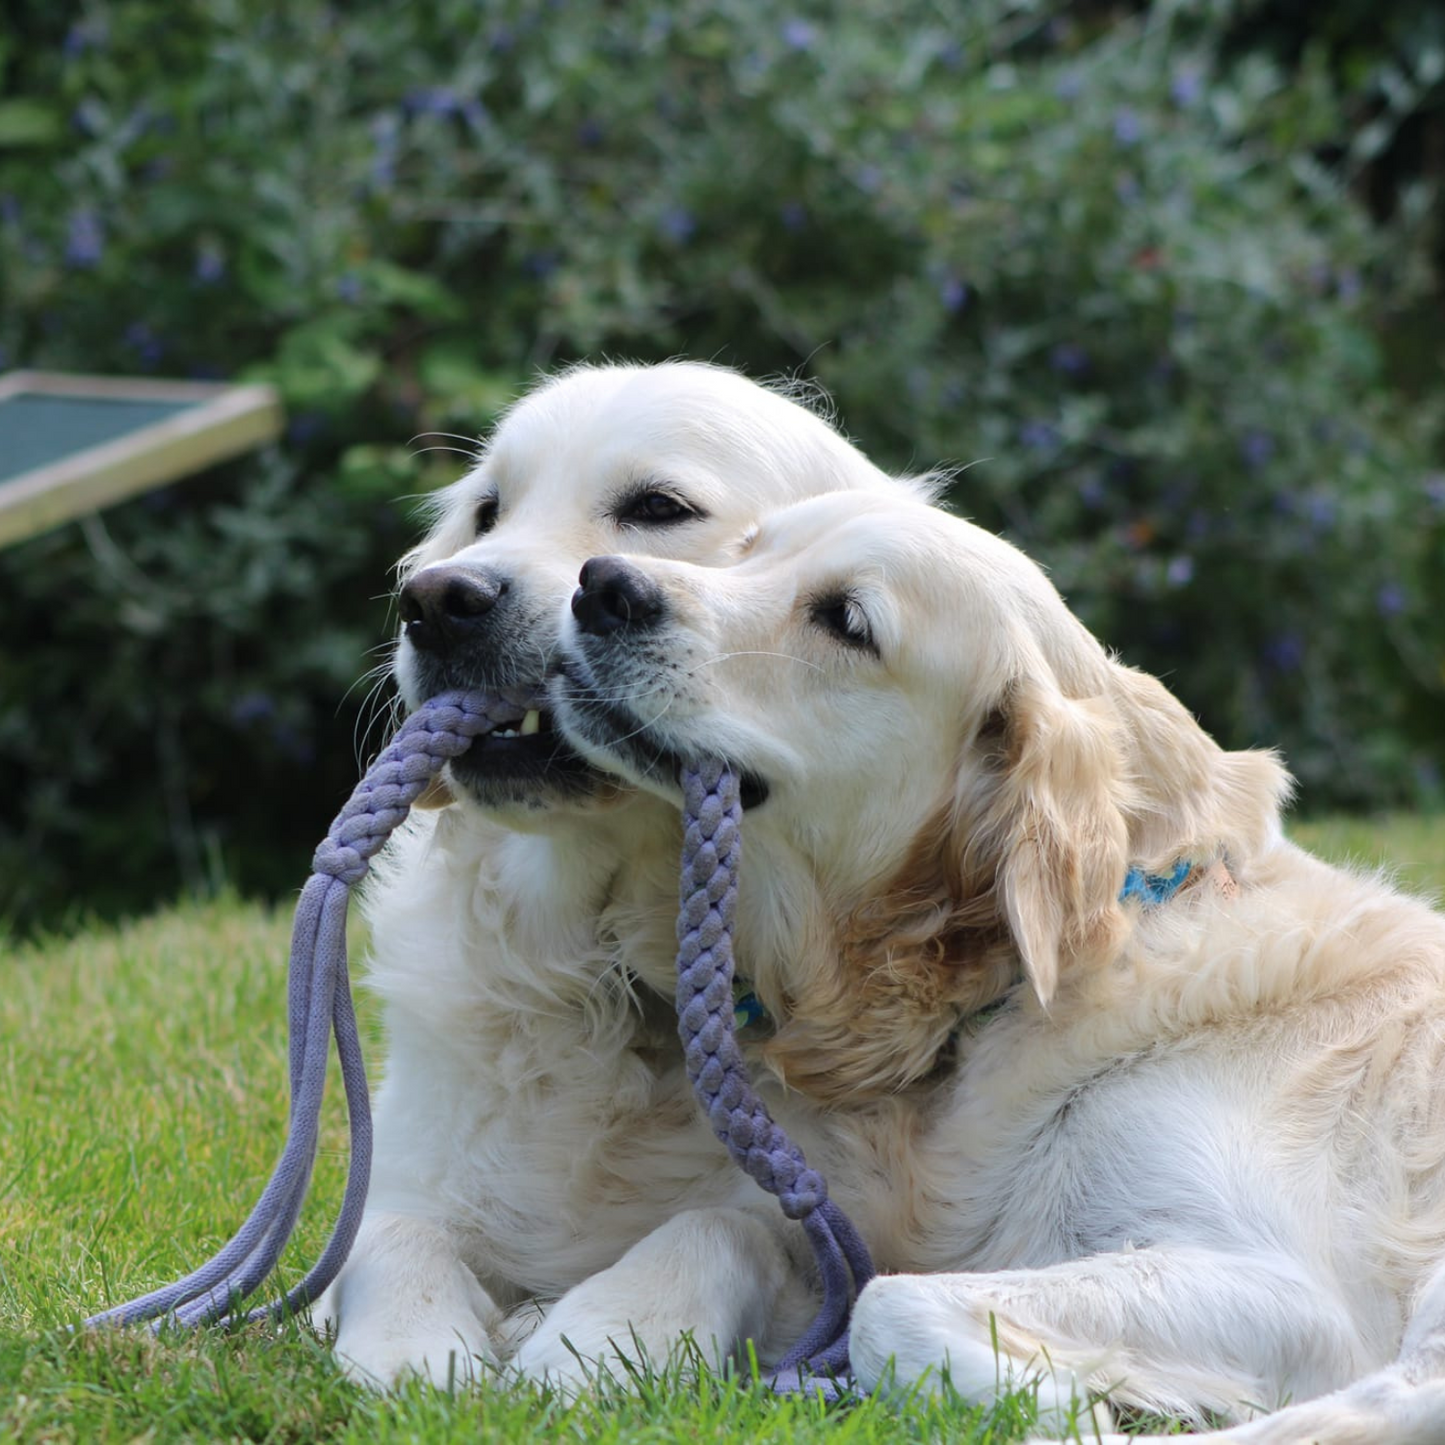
[400,565,507,653]
[572,556,665,636]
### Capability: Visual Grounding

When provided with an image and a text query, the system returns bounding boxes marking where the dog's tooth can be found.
[520,709,541,737]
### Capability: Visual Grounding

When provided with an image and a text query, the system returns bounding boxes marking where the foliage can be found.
[0,0,1442,929]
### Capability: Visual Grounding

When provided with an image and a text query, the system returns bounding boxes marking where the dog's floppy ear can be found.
[959,668,1131,1006]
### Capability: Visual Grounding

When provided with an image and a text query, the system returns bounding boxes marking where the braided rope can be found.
[85,689,531,1330]
[676,760,875,1380]
[85,694,874,1389]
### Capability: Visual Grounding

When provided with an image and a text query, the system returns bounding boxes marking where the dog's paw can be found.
[511,1304,649,1394]
[512,1293,704,1394]
[851,1275,1114,1438]
[317,1213,503,1390]
[332,1325,494,1392]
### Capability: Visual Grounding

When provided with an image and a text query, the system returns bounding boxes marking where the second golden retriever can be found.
[552,490,1445,1443]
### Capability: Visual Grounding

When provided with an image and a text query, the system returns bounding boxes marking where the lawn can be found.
[2,814,1443,1443]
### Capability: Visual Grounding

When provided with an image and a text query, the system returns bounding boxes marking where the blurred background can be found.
[1,0,1441,935]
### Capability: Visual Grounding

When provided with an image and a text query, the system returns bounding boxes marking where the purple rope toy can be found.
[85,692,875,1383]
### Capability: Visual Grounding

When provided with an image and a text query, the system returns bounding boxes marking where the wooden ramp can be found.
[0,371,283,548]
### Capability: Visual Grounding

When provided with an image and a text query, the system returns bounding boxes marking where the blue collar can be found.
[1119,859,1192,908]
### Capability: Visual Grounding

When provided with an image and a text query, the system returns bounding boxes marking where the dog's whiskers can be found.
[684,649,823,676]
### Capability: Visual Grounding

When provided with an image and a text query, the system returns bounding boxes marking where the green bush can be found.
[1,0,1441,931]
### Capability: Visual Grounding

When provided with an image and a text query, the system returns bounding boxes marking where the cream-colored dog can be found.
[550,489,1445,1443]
[316,362,932,1388]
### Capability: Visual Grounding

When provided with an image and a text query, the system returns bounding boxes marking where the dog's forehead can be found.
[750,494,966,579]
[745,495,1056,654]
[486,363,870,516]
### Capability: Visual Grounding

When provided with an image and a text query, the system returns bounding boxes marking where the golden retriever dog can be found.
[316,362,931,1388]
[549,489,1445,1443]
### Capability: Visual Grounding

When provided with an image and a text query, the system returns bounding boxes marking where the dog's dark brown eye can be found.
[811,594,876,653]
[616,490,699,526]
[475,497,499,536]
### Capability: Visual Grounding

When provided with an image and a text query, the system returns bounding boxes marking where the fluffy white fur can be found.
[316,362,928,1389]
[547,489,1445,1444]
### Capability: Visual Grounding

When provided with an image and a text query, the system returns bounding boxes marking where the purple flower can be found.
[405,87,458,116]
[63,23,91,58]
[194,246,225,284]
[1171,65,1202,108]
[521,249,559,279]
[1049,342,1089,376]
[854,164,883,194]
[939,274,968,313]
[461,98,488,129]
[1263,634,1304,673]
[1336,267,1362,303]
[577,118,605,148]
[123,322,163,368]
[336,271,363,302]
[1165,555,1194,587]
[1424,474,1445,509]
[1019,420,1060,453]
[779,200,807,233]
[1305,494,1335,532]
[1240,430,1275,471]
[489,26,515,52]
[657,206,696,244]
[1113,107,1142,146]
[0,193,18,225]
[1055,70,1083,101]
[781,18,817,50]
[1376,582,1406,617]
[65,208,104,268]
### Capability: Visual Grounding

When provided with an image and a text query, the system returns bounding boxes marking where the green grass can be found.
[3,815,1442,1443]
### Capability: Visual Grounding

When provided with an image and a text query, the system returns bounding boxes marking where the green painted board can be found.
[0,372,283,547]
[0,393,197,483]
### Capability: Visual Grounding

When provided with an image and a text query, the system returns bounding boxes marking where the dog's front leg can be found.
[850,1246,1366,1430]
[315,1211,503,1388]
[512,1207,805,1390]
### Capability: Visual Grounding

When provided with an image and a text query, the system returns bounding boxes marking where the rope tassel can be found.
[84,690,526,1330]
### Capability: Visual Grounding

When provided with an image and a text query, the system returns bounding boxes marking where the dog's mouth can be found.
[552,667,770,811]
[447,695,600,801]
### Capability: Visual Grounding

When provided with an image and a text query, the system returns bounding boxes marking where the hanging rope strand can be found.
[675,760,875,1379]
[85,690,523,1331]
